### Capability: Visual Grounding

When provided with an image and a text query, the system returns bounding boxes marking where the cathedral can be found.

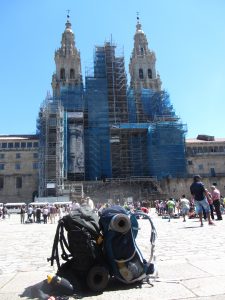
[37,16,187,197]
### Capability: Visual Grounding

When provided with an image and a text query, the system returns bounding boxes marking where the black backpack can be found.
[48,206,110,292]
[48,206,104,272]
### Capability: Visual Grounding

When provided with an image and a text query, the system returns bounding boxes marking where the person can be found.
[58,205,63,219]
[27,205,33,221]
[36,206,42,223]
[2,205,8,219]
[20,205,26,224]
[205,189,214,220]
[42,206,49,224]
[86,197,95,210]
[179,195,190,222]
[32,205,36,223]
[175,199,181,215]
[190,175,214,226]
[210,185,223,220]
[72,200,80,210]
[166,198,175,222]
[50,204,56,224]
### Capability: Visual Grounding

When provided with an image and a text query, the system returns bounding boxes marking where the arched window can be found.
[70,68,75,79]
[60,68,65,80]
[148,68,152,79]
[140,47,144,55]
[139,68,144,79]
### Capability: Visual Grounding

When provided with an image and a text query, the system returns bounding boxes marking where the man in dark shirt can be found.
[190,175,214,227]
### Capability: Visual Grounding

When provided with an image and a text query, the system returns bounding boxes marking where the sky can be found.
[0,0,224,138]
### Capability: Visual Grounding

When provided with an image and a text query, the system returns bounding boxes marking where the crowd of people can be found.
[1,175,225,227]
[19,203,68,224]
[155,175,225,226]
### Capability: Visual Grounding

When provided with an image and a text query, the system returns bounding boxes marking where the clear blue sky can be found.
[0,0,224,138]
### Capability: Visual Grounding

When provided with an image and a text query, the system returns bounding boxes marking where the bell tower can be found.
[51,14,82,97]
[129,16,161,91]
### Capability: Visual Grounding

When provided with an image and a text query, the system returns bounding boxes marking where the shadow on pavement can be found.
[178,226,201,229]
[20,277,153,299]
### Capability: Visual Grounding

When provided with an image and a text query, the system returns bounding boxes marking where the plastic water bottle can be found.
[47,274,74,295]
[127,261,140,278]
[117,262,133,281]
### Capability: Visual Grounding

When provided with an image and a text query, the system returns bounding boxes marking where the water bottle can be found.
[47,274,74,295]
[117,262,133,281]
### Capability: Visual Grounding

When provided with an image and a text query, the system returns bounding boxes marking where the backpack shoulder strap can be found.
[48,220,62,269]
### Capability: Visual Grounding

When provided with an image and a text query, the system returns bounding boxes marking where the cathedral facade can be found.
[37,16,187,197]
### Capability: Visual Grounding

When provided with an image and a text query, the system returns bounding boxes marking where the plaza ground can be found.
[0,210,225,300]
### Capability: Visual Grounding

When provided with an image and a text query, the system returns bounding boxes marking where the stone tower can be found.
[51,15,82,97]
[129,17,161,91]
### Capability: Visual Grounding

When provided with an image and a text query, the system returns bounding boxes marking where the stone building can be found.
[186,135,225,178]
[0,135,39,203]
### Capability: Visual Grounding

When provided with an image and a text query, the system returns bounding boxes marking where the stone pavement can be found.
[0,211,225,300]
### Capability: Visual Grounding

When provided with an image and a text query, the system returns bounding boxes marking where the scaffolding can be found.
[110,126,148,178]
[84,42,129,180]
[84,41,187,181]
[37,96,64,196]
[147,121,187,178]
[38,39,188,193]
[127,88,176,123]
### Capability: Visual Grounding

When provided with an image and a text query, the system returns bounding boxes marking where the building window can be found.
[27,142,32,148]
[21,142,26,148]
[0,177,3,189]
[210,168,216,177]
[140,47,144,55]
[15,142,20,148]
[148,68,152,79]
[188,160,192,165]
[2,143,7,149]
[70,68,75,79]
[15,163,21,170]
[8,143,13,148]
[0,153,4,159]
[33,162,38,169]
[0,164,4,170]
[60,68,65,80]
[33,142,38,148]
[16,177,22,188]
[33,153,38,158]
[16,153,21,159]
[139,68,144,79]
[198,164,203,170]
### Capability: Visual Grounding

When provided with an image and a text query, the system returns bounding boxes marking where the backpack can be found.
[48,206,109,292]
[99,205,157,284]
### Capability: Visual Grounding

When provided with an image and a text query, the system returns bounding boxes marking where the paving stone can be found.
[0,210,225,299]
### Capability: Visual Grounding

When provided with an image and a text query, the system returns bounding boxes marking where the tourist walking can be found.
[179,194,190,222]
[211,185,223,220]
[190,175,214,226]
[166,198,175,222]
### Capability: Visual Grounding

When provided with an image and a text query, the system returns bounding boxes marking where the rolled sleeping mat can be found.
[86,265,109,292]
[109,213,131,233]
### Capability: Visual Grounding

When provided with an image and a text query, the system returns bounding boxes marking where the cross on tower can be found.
[136,12,139,22]
[67,9,70,19]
